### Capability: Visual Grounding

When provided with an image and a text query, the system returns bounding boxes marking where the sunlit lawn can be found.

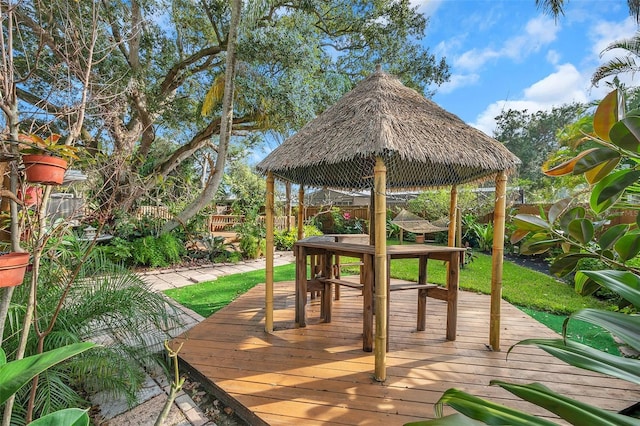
[165,248,618,354]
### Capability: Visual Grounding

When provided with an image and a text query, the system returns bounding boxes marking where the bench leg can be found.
[417,288,427,331]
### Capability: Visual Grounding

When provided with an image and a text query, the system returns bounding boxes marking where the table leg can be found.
[334,254,341,300]
[446,251,459,340]
[295,245,308,328]
[362,253,373,352]
[418,256,427,331]
[322,251,333,323]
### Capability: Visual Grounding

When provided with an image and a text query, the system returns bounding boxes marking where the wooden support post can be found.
[369,189,375,246]
[490,171,507,351]
[448,186,458,248]
[456,207,462,248]
[373,157,387,382]
[297,185,305,240]
[265,172,275,333]
[447,186,458,287]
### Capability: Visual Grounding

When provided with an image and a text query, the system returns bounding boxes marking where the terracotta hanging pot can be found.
[0,252,30,287]
[22,155,68,185]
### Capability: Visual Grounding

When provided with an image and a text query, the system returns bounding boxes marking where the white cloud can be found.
[471,63,590,135]
[411,0,442,16]
[454,15,559,72]
[546,50,561,65]
[523,64,588,103]
[437,73,480,94]
[470,13,637,136]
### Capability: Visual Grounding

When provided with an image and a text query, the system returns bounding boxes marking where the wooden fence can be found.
[208,214,295,232]
[303,206,370,222]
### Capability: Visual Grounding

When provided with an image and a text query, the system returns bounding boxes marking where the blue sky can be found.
[414,0,637,134]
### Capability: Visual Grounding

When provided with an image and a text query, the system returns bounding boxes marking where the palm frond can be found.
[592,56,640,86]
[601,33,640,57]
[202,74,226,117]
[535,0,566,19]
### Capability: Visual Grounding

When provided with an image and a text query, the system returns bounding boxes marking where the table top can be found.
[294,239,465,258]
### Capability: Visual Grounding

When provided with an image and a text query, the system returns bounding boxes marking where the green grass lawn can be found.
[165,249,618,354]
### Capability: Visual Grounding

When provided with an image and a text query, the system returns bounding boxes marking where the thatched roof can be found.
[257,67,520,190]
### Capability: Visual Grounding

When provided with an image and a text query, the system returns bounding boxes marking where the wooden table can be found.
[293,240,465,351]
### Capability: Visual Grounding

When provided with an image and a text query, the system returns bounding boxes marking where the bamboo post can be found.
[297,185,304,240]
[265,172,275,333]
[447,186,458,287]
[369,189,375,246]
[490,171,507,351]
[447,186,458,248]
[373,157,387,381]
[456,207,462,248]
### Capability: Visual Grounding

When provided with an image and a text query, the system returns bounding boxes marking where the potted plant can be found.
[19,134,79,185]
[0,252,30,287]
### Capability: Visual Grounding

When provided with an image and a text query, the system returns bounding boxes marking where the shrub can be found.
[274,229,297,250]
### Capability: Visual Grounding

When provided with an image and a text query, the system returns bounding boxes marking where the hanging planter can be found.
[19,133,78,186]
[22,155,68,186]
[0,252,30,287]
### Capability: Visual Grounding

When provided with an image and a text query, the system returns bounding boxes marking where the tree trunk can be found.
[162,0,242,232]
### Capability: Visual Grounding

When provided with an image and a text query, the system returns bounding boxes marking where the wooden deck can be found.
[173,281,639,425]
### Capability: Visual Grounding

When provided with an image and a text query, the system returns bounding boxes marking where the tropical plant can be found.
[0,343,94,426]
[235,207,265,259]
[18,134,79,162]
[410,89,640,425]
[2,249,182,422]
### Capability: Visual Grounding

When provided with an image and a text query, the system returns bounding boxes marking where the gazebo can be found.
[257,66,520,381]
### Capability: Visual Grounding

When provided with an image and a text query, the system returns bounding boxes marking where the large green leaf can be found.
[598,224,630,250]
[492,381,638,426]
[573,147,620,174]
[0,342,95,405]
[433,388,557,425]
[584,157,622,184]
[594,89,621,142]
[581,270,640,308]
[559,206,586,231]
[549,253,598,277]
[543,149,598,176]
[512,214,550,232]
[614,233,640,262]
[567,219,594,244]
[609,117,640,152]
[573,272,599,296]
[568,308,640,352]
[29,408,90,426]
[513,338,640,386]
[590,169,640,214]
[404,413,484,426]
[548,198,570,226]
[520,233,561,255]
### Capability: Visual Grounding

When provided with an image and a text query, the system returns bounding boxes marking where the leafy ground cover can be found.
[165,250,617,353]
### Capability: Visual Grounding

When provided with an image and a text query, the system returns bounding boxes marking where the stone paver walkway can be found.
[97,252,295,426]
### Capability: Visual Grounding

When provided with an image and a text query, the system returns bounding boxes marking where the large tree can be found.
[493,103,585,199]
[3,0,449,227]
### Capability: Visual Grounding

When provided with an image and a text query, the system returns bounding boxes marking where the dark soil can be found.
[504,253,554,277]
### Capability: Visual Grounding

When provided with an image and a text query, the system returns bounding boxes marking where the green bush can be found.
[274,230,297,250]
[131,236,168,267]
[157,233,185,264]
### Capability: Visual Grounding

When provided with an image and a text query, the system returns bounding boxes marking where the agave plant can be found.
[408,90,640,425]
[2,242,182,422]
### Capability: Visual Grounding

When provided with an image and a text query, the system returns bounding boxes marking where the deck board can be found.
[173,281,639,425]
